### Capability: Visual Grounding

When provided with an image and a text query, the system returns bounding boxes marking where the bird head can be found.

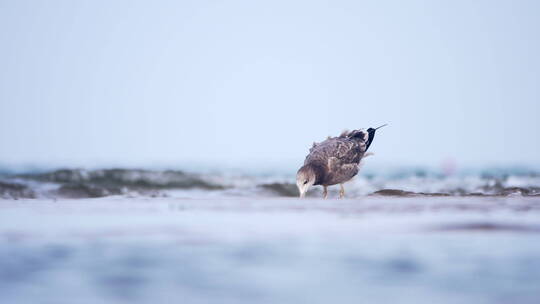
[296,165,316,198]
[365,124,387,150]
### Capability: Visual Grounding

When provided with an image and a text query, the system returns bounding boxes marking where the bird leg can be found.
[339,184,345,199]
[322,186,328,199]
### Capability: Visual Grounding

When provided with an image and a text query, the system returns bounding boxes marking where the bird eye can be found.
[303,181,308,185]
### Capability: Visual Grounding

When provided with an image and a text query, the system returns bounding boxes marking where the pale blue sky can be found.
[1,0,539,169]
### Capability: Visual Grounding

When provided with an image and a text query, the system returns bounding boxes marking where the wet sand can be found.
[1,196,540,303]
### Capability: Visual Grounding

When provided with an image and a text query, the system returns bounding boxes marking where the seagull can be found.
[296,124,386,198]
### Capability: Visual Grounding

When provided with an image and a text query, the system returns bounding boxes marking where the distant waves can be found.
[1,168,539,199]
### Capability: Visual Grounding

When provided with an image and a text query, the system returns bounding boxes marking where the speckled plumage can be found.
[303,129,369,186]
[296,125,386,198]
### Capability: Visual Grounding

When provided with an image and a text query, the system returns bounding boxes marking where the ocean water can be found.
[1,167,540,303]
[1,166,539,199]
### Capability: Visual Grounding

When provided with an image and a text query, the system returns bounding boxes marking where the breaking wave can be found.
[1,167,539,199]
[1,169,223,199]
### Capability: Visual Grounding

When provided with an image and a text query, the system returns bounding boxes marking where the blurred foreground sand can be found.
[1,197,539,304]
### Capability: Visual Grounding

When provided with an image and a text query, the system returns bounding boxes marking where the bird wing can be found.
[303,130,373,185]
[305,136,368,185]
[305,137,365,166]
